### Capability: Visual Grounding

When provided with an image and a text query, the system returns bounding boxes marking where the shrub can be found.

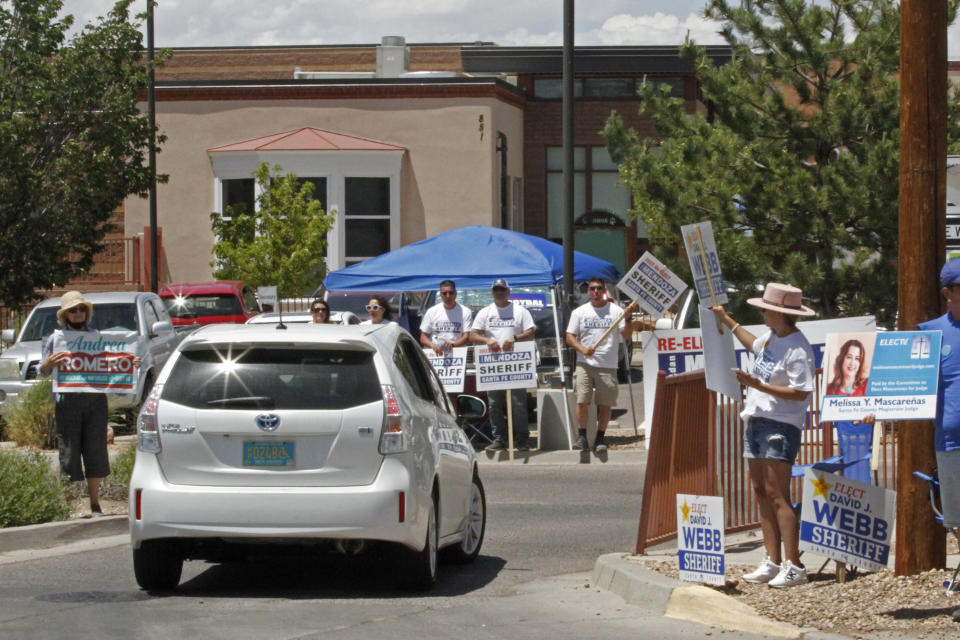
[99,442,136,501]
[4,379,55,448]
[0,450,69,527]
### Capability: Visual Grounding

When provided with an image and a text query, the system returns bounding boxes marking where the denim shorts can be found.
[743,417,802,464]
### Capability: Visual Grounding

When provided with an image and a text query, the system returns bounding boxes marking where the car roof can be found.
[181,321,402,352]
[35,291,148,308]
[159,281,245,296]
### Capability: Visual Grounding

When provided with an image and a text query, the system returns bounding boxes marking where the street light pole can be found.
[561,0,574,310]
[147,0,158,293]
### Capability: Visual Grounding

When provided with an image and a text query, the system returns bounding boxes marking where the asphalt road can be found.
[0,464,665,640]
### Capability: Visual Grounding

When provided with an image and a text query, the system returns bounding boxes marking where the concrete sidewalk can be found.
[594,530,960,639]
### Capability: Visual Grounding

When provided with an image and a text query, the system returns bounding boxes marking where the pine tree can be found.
[604,0,956,326]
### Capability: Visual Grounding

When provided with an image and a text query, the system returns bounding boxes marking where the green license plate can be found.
[243,441,295,467]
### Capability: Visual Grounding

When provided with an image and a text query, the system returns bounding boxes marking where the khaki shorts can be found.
[573,363,618,406]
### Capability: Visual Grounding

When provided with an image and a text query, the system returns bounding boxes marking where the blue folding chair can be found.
[792,421,874,480]
[912,469,960,593]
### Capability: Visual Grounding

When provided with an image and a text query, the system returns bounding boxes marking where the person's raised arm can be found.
[711,305,757,351]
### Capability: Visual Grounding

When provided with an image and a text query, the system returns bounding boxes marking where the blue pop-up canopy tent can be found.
[322,225,620,291]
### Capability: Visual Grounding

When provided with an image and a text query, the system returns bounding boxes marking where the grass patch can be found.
[4,379,55,448]
[0,450,69,527]
[99,442,136,501]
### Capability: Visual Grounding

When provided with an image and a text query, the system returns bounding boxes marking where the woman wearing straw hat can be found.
[712,283,816,588]
[39,291,136,517]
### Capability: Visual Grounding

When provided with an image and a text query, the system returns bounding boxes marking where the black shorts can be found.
[55,393,110,482]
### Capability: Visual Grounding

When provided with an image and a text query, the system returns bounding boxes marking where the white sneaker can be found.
[768,560,808,588]
[742,556,780,583]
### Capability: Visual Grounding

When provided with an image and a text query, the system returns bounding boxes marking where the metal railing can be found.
[636,368,900,553]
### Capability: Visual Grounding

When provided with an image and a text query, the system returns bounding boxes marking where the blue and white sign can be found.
[820,330,942,421]
[799,468,896,572]
[424,347,468,393]
[617,251,687,317]
[508,293,546,311]
[474,341,537,391]
[681,221,728,308]
[677,494,725,585]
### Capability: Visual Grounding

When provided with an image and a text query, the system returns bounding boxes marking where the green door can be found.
[575,228,627,274]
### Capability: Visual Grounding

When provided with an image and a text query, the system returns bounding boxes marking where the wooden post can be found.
[895,0,948,575]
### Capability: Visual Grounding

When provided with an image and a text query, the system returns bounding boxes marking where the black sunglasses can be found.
[311,307,328,313]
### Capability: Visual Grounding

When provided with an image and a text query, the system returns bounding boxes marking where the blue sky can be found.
[59,1,960,57]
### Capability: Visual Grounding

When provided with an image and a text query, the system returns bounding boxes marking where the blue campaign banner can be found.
[821,330,942,421]
[508,293,546,310]
[676,494,725,585]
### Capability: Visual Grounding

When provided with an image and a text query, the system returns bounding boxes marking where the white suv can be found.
[128,322,486,591]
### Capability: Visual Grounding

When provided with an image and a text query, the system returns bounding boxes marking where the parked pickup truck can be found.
[0,292,182,422]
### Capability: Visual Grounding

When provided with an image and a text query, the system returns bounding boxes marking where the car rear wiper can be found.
[206,396,275,408]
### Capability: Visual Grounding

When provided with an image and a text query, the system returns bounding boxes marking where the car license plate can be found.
[243,441,295,467]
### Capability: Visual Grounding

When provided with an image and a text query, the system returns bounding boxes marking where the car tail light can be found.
[137,384,163,453]
[378,385,407,454]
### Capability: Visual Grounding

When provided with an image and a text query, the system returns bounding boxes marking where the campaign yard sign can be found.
[676,494,725,585]
[474,341,537,391]
[424,347,468,393]
[617,252,687,318]
[820,330,942,421]
[799,468,895,572]
[680,221,728,307]
[52,331,139,394]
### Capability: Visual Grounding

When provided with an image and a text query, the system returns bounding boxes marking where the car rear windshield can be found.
[19,304,138,342]
[162,346,381,410]
[162,294,242,319]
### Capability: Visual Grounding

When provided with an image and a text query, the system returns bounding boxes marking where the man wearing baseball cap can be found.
[470,278,535,451]
[918,258,960,563]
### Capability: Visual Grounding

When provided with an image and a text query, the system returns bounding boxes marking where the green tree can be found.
[604,0,954,327]
[210,163,334,297]
[0,0,166,308]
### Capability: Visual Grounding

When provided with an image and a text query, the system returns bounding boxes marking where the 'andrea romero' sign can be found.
[424,347,468,393]
[474,341,537,392]
[799,468,895,572]
[676,494,725,585]
[52,331,139,394]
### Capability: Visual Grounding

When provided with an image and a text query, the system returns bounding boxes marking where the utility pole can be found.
[561,0,574,310]
[895,0,947,575]
[147,0,159,293]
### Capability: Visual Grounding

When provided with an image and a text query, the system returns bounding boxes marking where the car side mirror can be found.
[1,328,14,343]
[456,394,486,422]
[150,320,173,337]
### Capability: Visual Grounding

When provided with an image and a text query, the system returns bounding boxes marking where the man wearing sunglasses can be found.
[470,278,535,451]
[420,280,473,355]
[565,278,638,453]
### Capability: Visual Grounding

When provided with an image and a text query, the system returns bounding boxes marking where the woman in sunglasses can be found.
[361,295,394,325]
[310,300,332,324]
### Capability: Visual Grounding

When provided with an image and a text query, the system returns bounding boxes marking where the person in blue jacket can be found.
[918,258,960,544]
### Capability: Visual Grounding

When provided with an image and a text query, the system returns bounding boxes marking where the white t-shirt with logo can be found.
[741,329,816,428]
[419,302,473,347]
[566,301,627,369]
[472,302,535,346]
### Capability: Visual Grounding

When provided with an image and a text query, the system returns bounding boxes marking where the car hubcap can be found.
[461,481,484,554]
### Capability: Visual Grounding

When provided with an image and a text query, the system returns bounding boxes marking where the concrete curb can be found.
[0,515,127,554]
[593,553,852,640]
[476,448,647,465]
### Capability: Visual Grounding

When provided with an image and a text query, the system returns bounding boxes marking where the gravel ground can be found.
[645,546,960,638]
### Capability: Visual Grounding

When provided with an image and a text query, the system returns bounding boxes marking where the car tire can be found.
[133,540,183,591]
[444,472,485,564]
[397,493,438,591]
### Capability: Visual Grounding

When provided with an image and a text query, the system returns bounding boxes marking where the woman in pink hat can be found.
[712,283,816,588]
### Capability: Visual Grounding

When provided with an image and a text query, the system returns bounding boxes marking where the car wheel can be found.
[133,540,183,590]
[444,472,485,564]
[397,493,438,591]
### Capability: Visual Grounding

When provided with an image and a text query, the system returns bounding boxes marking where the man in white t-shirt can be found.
[420,280,473,354]
[470,278,535,451]
[565,277,637,453]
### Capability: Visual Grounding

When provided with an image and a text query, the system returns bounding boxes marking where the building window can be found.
[345,177,391,263]
[221,178,255,219]
[546,146,647,242]
[583,77,636,98]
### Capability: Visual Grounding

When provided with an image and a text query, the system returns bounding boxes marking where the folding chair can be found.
[792,421,874,480]
[912,469,960,593]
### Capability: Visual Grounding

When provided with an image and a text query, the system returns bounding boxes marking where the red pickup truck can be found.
[159,281,261,328]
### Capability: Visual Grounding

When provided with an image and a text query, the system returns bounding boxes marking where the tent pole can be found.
[551,285,574,450]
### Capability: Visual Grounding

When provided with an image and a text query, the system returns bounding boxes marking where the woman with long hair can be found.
[826,339,868,396]
[361,294,394,325]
